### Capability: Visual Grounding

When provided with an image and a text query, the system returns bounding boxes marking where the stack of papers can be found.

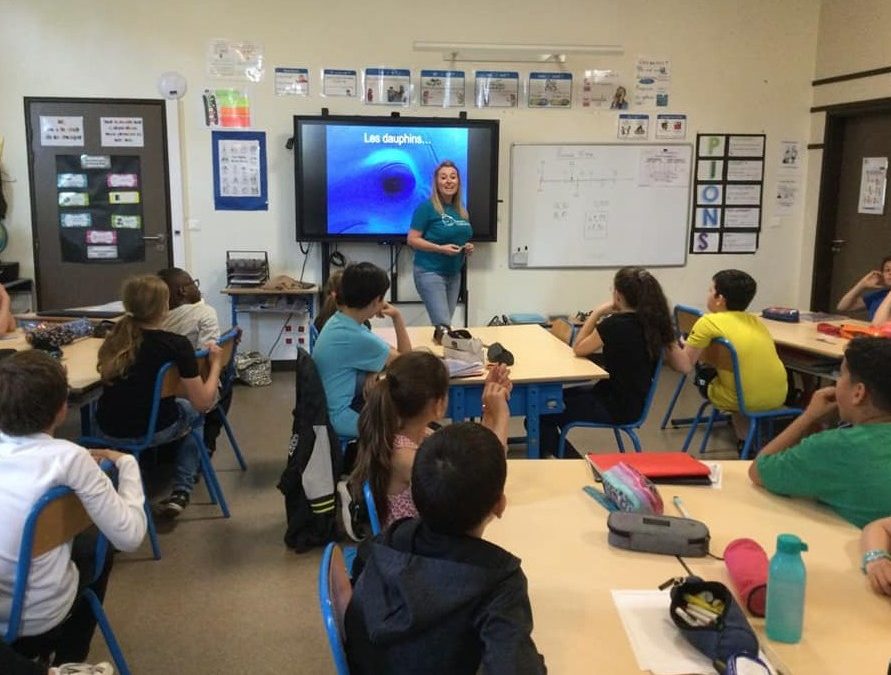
[443,358,484,378]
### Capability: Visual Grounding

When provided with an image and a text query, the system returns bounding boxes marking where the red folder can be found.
[586,452,712,485]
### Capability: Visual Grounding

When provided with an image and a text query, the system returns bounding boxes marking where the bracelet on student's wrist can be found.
[861,549,891,573]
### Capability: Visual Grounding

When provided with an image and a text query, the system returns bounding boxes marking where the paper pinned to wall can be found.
[858,157,888,215]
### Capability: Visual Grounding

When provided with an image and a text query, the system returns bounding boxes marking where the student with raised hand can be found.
[95,275,223,518]
[860,517,891,596]
[538,266,687,457]
[682,269,787,447]
[346,422,546,675]
[350,353,511,532]
[748,337,891,528]
[407,160,474,327]
[0,351,145,667]
[835,255,891,321]
[312,262,411,439]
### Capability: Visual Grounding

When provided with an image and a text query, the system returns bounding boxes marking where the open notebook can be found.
[443,358,485,378]
[587,452,712,485]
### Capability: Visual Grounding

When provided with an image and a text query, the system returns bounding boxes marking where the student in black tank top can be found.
[537,267,689,457]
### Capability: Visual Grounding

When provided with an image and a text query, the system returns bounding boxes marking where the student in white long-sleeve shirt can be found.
[0,351,147,666]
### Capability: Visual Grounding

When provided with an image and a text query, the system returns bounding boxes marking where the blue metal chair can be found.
[196,327,247,471]
[660,304,703,429]
[682,337,802,458]
[5,486,131,675]
[318,542,352,675]
[309,322,320,351]
[557,353,665,456]
[363,480,382,536]
[81,360,230,560]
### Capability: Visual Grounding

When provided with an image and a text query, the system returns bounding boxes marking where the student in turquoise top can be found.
[407,160,474,327]
[749,337,891,528]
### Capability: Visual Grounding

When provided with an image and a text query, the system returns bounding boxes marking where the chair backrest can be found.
[318,543,353,675]
[195,327,239,381]
[549,318,574,345]
[674,304,703,337]
[363,481,382,536]
[700,337,748,410]
[5,486,96,643]
[629,350,665,427]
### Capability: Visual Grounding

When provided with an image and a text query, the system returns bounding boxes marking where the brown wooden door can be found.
[813,110,891,314]
[25,98,172,309]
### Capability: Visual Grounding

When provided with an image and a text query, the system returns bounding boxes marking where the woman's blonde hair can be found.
[98,275,169,382]
[429,160,469,220]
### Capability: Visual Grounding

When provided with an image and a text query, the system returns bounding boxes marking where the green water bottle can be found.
[765,533,808,643]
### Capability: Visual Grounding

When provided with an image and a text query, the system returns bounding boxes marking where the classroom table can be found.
[486,460,887,675]
[375,324,607,458]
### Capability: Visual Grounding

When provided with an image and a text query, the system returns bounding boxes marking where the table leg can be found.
[450,386,467,422]
[526,384,541,459]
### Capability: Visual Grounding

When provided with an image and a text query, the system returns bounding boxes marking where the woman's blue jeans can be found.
[413,267,461,326]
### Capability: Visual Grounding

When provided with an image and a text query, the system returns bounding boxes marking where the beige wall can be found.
[0,0,820,336]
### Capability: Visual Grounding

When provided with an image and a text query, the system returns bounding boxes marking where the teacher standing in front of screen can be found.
[407,160,474,327]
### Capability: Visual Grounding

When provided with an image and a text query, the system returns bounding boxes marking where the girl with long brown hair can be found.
[95,275,223,517]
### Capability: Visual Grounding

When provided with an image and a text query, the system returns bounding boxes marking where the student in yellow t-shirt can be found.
[682,269,787,442]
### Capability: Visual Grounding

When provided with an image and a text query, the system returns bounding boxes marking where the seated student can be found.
[748,337,891,528]
[860,516,891,596]
[350,352,511,532]
[345,422,546,674]
[312,262,411,439]
[94,275,223,517]
[157,267,230,455]
[0,284,16,333]
[538,267,687,457]
[1,636,112,675]
[682,269,787,444]
[314,270,343,334]
[0,351,146,667]
[835,255,891,322]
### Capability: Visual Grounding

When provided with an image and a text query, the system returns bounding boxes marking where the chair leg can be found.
[613,428,626,452]
[682,400,710,451]
[194,431,230,518]
[660,374,687,429]
[219,410,247,471]
[557,429,568,458]
[144,498,162,560]
[699,408,720,454]
[628,429,642,452]
[83,588,132,675]
[740,418,757,459]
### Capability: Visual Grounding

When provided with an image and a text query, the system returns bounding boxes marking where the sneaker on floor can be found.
[52,663,115,675]
[155,490,190,518]
[337,479,362,542]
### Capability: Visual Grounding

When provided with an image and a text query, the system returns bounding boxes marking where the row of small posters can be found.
[268,67,672,111]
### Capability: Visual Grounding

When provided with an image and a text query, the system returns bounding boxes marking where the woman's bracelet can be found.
[861,549,891,573]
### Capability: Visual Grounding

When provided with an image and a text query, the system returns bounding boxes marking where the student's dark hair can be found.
[712,269,757,311]
[339,262,390,309]
[411,422,506,535]
[0,350,68,435]
[881,255,891,269]
[351,352,449,523]
[314,270,344,332]
[613,267,675,362]
[844,337,891,411]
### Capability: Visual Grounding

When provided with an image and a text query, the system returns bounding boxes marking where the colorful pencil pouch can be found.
[600,462,664,514]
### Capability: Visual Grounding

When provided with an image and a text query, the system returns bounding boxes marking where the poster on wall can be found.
[40,116,84,146]
[207,38,265,81]
[212,130,268,211]
[475,71,519,108]
[420,70,465,107]
[634,57,671,107]
[363,68,411,105]
[527,72,572,108]
[858,157,888,215]
[274,67,309,96]
[203,88,252,128]
[617,114,649,140]
[581,69,621,108]
[655,114,687,140]
[100,117,144,147]
[322,69,358,97]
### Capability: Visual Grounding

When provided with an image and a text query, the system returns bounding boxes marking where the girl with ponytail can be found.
[538,266,687,457]
[351,351,511,529]
[95,275,224,517]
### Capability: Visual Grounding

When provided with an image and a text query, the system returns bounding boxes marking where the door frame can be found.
[811,96,891,310]
[23,96,174,309]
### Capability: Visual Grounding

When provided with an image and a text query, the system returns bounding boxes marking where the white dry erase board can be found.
[509,143,693,268]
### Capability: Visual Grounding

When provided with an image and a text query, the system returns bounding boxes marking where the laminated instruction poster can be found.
[212,130,268,211]
[364,68,411,105]
[55,154,144,263]
[527,72,572,108]
[690,133,765,254]
[475,71,519,108]
[420,70,465,107]
[322,69,358,97]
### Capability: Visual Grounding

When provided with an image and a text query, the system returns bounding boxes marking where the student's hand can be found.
[439,244,463,256]
[593,300,616,317]
[482,381,510,416]
[485,362,513,397]
[377,302,402,321]
[803,386,838,422]
[89,448,129,463]
[463,242,474,256]
[866,556,891,596]
[206,342,223,365]
[859,270,884,290]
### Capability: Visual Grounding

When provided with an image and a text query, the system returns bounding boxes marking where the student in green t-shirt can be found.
[749,337,891,528]
[407,160,474,327]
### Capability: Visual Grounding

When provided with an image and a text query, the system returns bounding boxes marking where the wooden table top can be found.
[3,329,102,393]
[486,460,887,674]
[375,324,607,385]
[760,317,859,360]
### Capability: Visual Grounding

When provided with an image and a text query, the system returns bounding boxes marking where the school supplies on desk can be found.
[587,452,712,485]
[761,307,800,322]
[601,463,664,514]
[607,512,710,557]
[723,538,769,617]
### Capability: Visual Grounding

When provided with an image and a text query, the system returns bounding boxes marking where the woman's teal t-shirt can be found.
[410,201,473,275]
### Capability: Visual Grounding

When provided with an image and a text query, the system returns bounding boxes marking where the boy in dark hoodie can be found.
[344,422,546,674]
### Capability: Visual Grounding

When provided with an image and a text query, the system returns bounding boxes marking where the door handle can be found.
[831,239,846,245]
[142,233,167,243]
